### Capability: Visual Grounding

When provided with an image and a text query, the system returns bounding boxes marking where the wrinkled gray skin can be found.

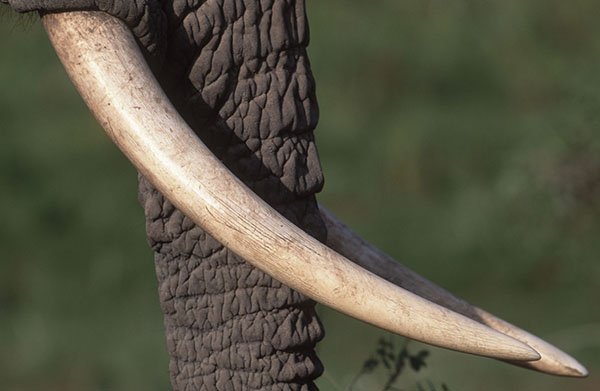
[4,0,327,390]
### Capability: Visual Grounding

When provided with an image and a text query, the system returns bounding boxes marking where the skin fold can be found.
[3,0,328,389]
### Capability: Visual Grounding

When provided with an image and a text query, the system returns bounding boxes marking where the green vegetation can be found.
[345,337,446,391]
[1,1,598,390]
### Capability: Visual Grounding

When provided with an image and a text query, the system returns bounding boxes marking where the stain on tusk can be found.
[42,11,541,362]
[320,205,588,377]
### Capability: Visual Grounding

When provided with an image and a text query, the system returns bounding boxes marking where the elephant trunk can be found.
[138,177,325,390]
[136,1,327,389]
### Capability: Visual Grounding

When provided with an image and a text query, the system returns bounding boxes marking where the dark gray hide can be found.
[4,0,327,390]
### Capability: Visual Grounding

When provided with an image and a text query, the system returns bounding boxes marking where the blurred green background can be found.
[1,1,599,390]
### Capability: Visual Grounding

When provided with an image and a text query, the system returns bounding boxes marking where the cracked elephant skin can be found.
[3,0,329,390]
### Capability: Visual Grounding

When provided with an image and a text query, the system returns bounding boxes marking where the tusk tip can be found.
[566,363,589,378]
[513,358,589,378]
[506,344,588,377]
[517,332,589,377]
[546,349,589,377]
[518,345,542,362]
[543,355,589,378]
[573,366,589,378]
[491,334,540,362]
[450,322,541,361]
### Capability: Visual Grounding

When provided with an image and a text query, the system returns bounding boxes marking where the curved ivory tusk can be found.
[320,206,588,377]
[42,11,540,362]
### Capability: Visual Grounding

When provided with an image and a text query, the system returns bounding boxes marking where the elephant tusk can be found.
[320,205,588,377]
[42,11,541,362]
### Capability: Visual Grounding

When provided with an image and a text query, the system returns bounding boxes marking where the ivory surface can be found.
[42,11,540,362]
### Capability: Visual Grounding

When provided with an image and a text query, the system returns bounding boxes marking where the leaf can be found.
[417,350,430,359]
[379,338,393,348]
[409,355,427,372]
[362,358,379,373]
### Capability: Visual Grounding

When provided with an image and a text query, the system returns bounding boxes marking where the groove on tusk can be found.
[42,11,541,362]
[320,205,588,377]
